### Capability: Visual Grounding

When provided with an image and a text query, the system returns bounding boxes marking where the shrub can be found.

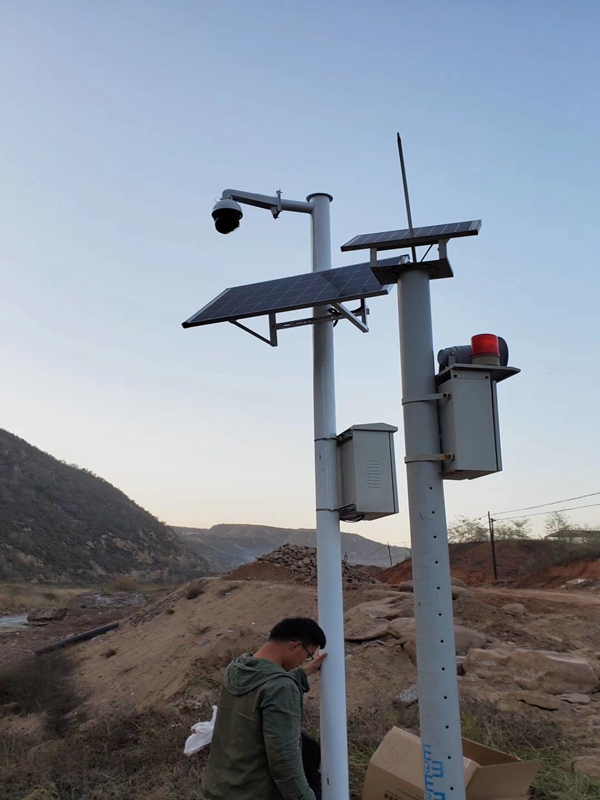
[185,582,206,600]
[0,652,82,735]
[110,576,138,593]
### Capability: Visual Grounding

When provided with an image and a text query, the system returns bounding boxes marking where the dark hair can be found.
[269,617,326,649]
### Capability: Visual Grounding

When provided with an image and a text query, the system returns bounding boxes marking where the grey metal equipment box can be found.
[336,423,399,521]
[436,364,517,480]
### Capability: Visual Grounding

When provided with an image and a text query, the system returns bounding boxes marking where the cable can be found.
[493,501,600,521]
[492,491,600,517]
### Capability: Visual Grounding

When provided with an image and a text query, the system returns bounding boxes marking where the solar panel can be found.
[182,260,398,329]
[340,220,481,252]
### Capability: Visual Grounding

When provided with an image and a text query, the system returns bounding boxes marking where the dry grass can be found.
[108,576,139,593]
[460,698,600,800]
[0,710,207,800]
[2,686,599,800]
[0,584,83,616]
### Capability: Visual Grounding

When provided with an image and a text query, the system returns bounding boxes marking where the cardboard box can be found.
[363,728,540,800]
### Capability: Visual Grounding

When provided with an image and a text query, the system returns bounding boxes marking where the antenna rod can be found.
[396,133,418,264]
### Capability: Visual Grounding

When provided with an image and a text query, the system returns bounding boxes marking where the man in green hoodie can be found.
[202,617,327,800]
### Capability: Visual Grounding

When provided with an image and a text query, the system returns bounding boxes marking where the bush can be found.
[109,576,139,593]
[185,581,206,600]
[0,652,82,735]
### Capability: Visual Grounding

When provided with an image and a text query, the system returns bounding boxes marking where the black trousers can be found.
[301,732,322,800]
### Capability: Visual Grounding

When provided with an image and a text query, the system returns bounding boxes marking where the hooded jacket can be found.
[202,654,316,800]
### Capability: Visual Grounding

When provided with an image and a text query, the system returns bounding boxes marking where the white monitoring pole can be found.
[216,189,350,800]
[308,193,349,800]
[397,266,466,800]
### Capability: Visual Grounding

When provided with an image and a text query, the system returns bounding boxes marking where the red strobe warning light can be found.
[471,333,501,366]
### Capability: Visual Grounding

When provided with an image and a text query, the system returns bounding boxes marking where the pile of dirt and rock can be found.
[259,544,376,584]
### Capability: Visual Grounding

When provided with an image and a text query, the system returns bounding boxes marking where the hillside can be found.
[173,522,410,573]
[0,429,209,583]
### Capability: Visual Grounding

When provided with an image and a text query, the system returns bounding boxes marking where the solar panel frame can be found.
[182,260,398,329]
[340,220,481,252]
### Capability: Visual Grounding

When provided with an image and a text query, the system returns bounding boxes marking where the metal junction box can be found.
[336,423,399,521]
[436,364,511,480]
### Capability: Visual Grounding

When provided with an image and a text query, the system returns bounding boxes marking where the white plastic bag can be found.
[184,705,218,756]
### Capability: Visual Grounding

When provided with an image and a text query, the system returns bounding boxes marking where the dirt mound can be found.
[227,561,305,583]
[379,541,564,586]
[254,543,375,585]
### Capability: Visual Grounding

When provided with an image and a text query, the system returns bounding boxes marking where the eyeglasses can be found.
[300,643,315,662]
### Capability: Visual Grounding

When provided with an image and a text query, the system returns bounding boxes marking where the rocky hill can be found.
[173,522,409,573]
[0,429,209,583]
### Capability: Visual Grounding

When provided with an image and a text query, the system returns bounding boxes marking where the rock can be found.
[453,626,488,655]
[349,601,409,621]
[344,607,390,642]
[394,580,471,599]
[573,755,600,781]
[257,543,374,585]
[395,599,415,618]
[566,578,595,590]
[510,650,600,695]
[451,586,473,599]
[463,647,513,679]
[387,618,416,642]
[450,577,469,588]
[72,591,146,609]
[559,693,591,705]
[515,691,564,711]
[404,639,418,664]
[388,619,485,657]
[26,607,68,625]
[396,684,419,706]
[502,603,527,617]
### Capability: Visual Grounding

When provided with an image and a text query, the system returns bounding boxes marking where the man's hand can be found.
[303,651,327,678]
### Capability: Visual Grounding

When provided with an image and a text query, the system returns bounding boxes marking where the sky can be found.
[1,1,599,547]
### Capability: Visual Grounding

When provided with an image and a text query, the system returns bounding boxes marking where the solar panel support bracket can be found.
[329,300,369,333]
[229,313,278,347]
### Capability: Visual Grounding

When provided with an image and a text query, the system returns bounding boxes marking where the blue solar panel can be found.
[182,260,397,328]
[341,221,481,252]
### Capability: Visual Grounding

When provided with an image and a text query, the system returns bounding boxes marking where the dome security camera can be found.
[211,199,243,234]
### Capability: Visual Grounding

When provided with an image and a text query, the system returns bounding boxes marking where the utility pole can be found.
[488,511,498,581]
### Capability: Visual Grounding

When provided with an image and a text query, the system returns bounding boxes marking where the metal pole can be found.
[397,267,466,800]
[308,192,349,800]
[488,512,498,581]
[396,134,418,266]
[388,542,393,567]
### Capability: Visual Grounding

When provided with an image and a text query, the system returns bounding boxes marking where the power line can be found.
[494,501,600,521]
[492,491,600,517]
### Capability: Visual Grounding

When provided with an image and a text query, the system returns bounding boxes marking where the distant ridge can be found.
[173,523,410,574]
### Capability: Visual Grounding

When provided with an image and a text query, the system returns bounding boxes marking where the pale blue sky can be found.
[1,1,599,546]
